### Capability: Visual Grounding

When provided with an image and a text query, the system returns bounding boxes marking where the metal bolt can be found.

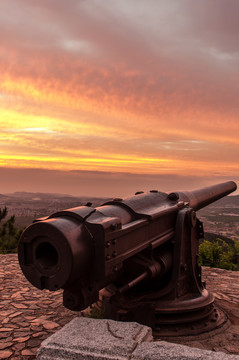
[113,266,118,272]
[106,255,111,260]
[112,251,117,257]
[105,241,111,248]
[181,263,187,272]
[110,223,117,230]
[112,239,117,245]
[85,202,92,207]
[189,210,196,227]
[168,192,179,201]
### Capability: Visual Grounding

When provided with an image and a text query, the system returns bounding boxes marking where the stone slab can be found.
[132,341,239,360]
[36,317,153,360]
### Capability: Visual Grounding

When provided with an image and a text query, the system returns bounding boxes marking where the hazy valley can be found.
[0,192,110,228]
[198,195,239,240]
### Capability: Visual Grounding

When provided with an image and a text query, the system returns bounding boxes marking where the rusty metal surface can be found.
[18,181,237,335]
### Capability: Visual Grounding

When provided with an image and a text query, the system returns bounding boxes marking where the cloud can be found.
[181,0,239,54]
[0,0,238,182]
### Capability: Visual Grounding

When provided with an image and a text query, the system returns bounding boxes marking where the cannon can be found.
[18,181,237,336]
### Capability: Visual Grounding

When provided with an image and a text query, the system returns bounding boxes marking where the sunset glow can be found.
[0,0,238,196]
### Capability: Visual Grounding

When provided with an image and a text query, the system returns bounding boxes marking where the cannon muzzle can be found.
[18,216,92,291]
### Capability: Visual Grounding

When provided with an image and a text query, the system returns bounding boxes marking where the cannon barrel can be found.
[175,180,237,211]
[18,181,237,316]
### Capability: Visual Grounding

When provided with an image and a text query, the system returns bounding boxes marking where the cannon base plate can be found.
[97,288,228,337]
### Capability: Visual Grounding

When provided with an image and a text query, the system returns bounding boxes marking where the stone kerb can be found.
[36,317,152,360]
[37,317,239,360]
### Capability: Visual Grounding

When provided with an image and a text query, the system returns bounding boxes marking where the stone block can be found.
[37,317,152,360]
[131,341,239,360]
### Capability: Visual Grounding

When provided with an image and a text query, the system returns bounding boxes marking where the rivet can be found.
[181,263,187,272]
[189,210,196,227]
[106,255,111,260]
[110,223,117,230]
[168,192,179,201]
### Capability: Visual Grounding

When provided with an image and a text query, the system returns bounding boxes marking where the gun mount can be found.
[18,181,237,336]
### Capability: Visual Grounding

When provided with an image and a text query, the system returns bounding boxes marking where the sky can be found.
[0,0,238,197]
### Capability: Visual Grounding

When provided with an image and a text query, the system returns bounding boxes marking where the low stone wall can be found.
[37,318,239,360]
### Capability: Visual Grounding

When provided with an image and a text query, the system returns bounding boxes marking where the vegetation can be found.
[199,232,239,271]
[88,305,104,319]
[0,207,23,254]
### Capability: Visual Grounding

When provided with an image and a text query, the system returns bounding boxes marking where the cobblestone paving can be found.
[203,266,239,328]
[203,266,239,305]
[0,254,79,359]
[1,254,239,359]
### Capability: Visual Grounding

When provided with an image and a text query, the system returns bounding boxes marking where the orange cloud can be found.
[0,0,239,189]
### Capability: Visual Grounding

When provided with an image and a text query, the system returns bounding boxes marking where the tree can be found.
[199,236,239,271]
[0,207,23,253]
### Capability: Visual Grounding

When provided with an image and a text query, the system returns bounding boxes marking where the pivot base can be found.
[98,287,228,337]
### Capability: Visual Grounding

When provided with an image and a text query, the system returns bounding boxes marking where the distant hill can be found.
[208,195,239,207]
[0,192,111,227]
[203,232,236,246]
[0,191,110,206]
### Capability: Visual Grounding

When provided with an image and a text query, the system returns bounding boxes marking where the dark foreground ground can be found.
[1,254,239,359]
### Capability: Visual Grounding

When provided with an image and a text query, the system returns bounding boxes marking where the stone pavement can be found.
[0,254,79,359]
[1,254,239,359]
[203,266,239,318]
